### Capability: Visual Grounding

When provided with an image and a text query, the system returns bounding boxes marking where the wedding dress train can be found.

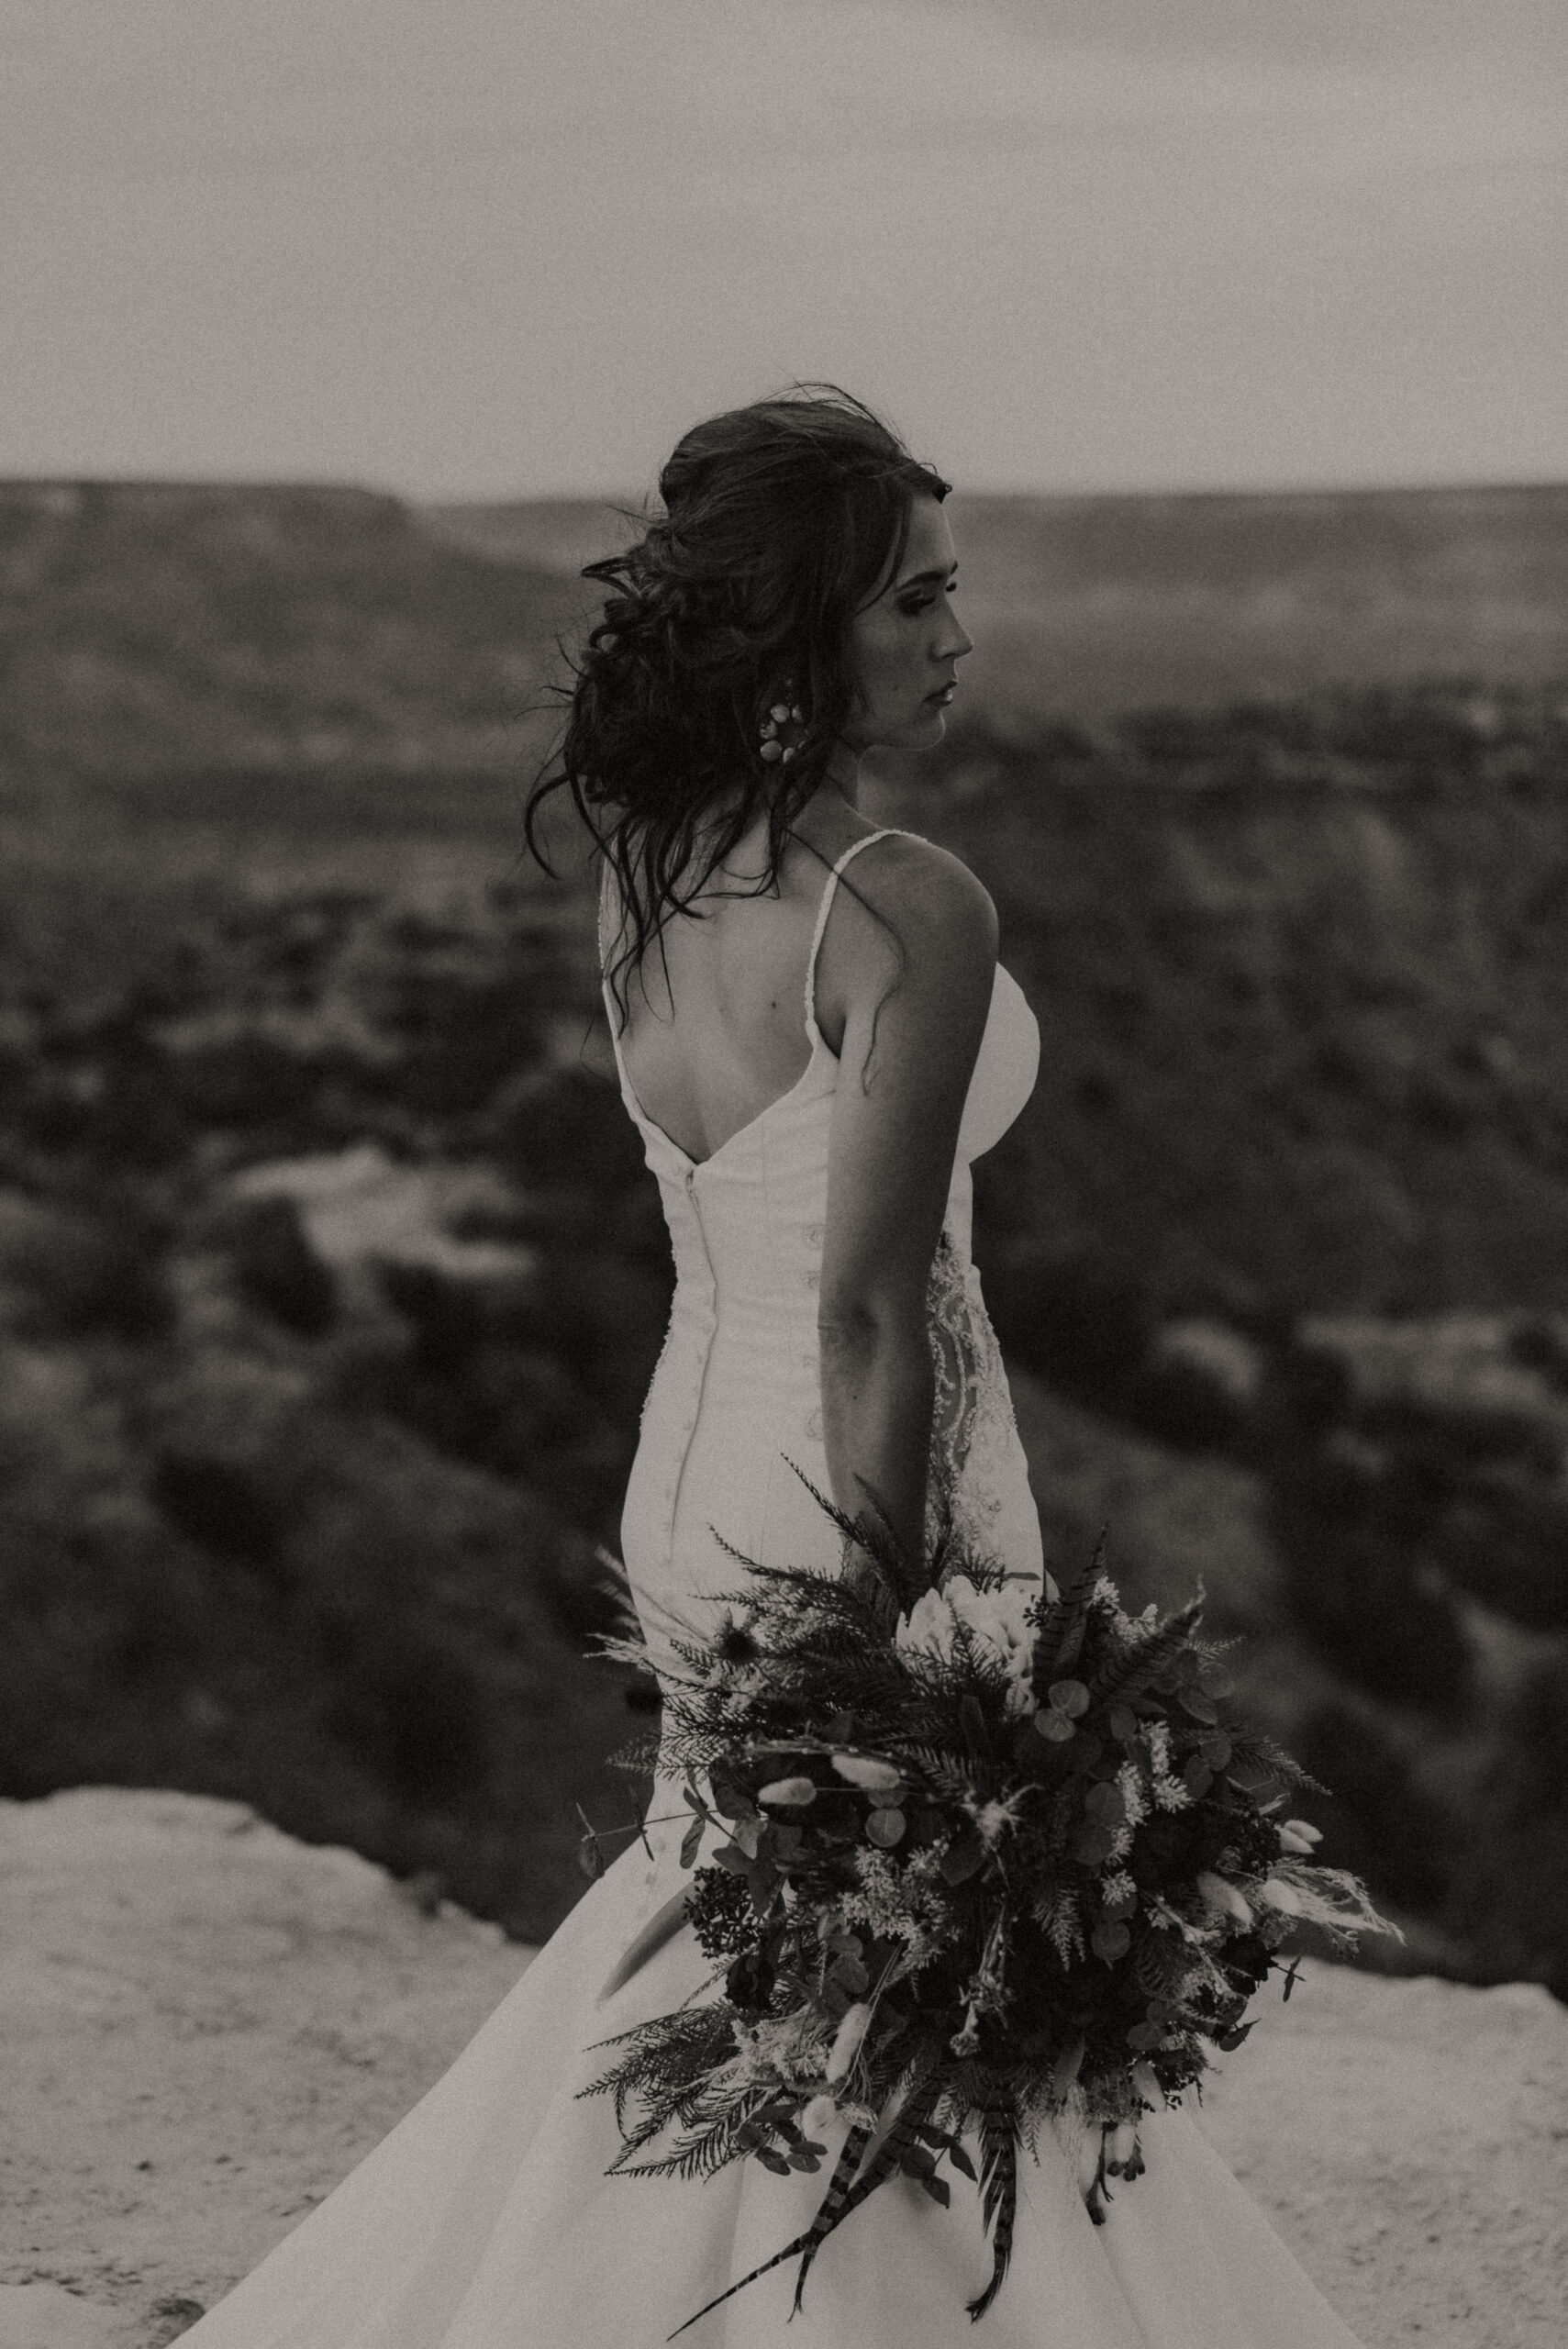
[175,831,1367,2346]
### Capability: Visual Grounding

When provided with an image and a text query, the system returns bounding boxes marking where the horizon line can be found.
[1,472,1565,508]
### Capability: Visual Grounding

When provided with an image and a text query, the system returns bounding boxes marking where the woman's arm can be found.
[814,835,998,1590]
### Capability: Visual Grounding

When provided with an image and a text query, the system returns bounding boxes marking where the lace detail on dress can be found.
[924,1226,1024,1568]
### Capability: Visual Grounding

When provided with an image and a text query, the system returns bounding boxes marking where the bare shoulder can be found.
[836,829,997,972]
[809,828,995,1056]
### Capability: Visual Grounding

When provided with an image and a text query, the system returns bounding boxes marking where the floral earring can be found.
[759,685,807,765]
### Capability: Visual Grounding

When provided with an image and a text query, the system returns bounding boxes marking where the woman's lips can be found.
[925,683,956,706]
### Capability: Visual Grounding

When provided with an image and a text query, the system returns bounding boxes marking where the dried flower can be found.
[831,1753,904,1797]
[825,2001,872,2081]
[758,1776,817,1807]
[1195,1870,1252,1927]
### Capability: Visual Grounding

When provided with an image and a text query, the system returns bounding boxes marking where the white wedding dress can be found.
[175,831,1367,2347]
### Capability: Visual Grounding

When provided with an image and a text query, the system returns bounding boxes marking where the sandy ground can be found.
[1,1789,1564,2349]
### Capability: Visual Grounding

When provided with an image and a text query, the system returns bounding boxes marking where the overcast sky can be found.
[3,0,1563,497]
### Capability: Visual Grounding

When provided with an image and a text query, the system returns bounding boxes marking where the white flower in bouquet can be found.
[973,1798,1022,1849]
[896,1575,1040,1716]
[895,1584,956,1656]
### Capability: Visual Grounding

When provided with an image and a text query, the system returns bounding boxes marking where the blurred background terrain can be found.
[2,473,1567,1993]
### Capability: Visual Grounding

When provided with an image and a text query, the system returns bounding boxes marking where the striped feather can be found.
[787,2077,944,2317]
[966,2091,1019,2322]
[665,2120,872,2342]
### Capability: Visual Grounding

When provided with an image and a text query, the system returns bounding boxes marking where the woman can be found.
[177,388,1367,2345]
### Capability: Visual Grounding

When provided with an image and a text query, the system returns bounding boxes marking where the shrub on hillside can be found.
[322,1634,492,1809]
[1446,1660,1568,1996]
[374,1256,491,1373]
[985,1251,1253,1454]
[1507,1316,1568,1389]
[1128,1353,1245,1453]
[982,1249,1156,1414]
[1496,1660,1568,1825]
[0,1364,646,1938]
[365,1258,648,1542]
[227,1196,339,1338]
[171,1033,329,1137]
[23,1045,191,1170]
[3,1200,175,1343]
[506,1250,671,1425]
[1432,1489,1568,1633]
[491,1063,649,1200]
[366,967,543,1120]
[1300,1397,1568,1634]
[1359,1396,1560,1481]
[150,1452,291,1580]
[1255,1343,1352,1445]
[106,1581,204,1693]
[1296,1704,1453,1913]
[1270,1455,1473,1713]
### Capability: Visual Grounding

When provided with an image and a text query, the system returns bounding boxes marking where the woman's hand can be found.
[839,1498,931,1627]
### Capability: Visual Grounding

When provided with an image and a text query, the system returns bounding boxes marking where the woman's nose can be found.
[941,613,974,662]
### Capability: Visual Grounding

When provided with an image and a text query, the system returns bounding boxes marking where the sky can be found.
[2,0,1564,498]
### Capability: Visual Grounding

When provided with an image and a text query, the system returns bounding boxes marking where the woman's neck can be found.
[823,740,863,806]
[672,758,865,899]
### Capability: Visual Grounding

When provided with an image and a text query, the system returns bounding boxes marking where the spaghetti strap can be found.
[804,828,906,1049]
[596,860,636,1097]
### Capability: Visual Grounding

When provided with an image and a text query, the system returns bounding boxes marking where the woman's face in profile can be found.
[841,494,973,755]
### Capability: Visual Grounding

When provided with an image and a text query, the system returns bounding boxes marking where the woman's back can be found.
[606,807,874,1169]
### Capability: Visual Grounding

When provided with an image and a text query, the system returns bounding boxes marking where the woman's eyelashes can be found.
[897,580,958,618]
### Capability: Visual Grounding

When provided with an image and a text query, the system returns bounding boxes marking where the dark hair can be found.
[523,384,950,1018]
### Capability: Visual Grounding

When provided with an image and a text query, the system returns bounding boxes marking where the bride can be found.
[176,387,1368,2345]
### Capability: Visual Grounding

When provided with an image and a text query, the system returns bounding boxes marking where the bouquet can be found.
[583,1487,1392,2334]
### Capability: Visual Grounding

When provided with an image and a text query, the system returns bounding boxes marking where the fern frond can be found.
[1089,1598,1206,1709]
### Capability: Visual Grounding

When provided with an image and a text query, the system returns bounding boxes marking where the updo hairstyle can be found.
[524,384,950,1019]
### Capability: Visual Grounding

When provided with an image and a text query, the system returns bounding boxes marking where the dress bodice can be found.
[601,829,1043,1662]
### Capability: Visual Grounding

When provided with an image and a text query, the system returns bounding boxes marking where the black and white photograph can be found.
[2,5,1566,2345]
